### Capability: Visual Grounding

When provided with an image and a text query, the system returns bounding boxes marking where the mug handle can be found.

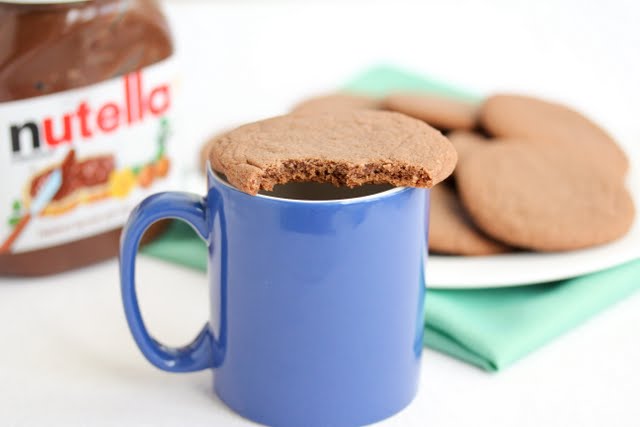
[120,192,218,372]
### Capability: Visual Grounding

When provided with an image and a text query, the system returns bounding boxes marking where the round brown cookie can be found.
[199,128,235,174]
[447,130,490,160]
[291,93,381,114]
[455,140,635,251]
[479,94,629,177]
[428,184,511,256]
[210,111,457,195]
[382,92,479,131]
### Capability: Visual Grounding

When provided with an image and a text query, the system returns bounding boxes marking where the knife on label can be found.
[0,169,63,254]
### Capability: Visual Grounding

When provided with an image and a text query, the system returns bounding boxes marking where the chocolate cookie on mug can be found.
[199,128,235,174]
[209,111,457,195]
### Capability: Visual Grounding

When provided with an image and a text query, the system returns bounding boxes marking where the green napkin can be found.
[423,261,640,370]
[142,66,640,371]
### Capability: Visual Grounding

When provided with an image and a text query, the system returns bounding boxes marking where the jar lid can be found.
[0,1,90,4]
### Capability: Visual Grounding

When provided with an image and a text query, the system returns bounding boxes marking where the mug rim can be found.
[206,162,413,205]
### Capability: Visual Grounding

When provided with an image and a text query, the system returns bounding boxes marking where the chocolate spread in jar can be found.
[0,0,176,276]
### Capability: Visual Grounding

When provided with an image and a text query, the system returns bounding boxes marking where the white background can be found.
[1,1,640,426]
[165,0,640,172]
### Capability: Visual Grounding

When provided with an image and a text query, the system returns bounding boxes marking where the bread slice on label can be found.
[291,93,381,114]
[429,184,511,256]
[382,92,479,131]
[209,111,457,195]
[25,149,113,216]
[454,140,635,251]
[479,94,629,178]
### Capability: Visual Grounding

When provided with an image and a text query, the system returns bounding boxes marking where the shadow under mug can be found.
[120,167,429,427]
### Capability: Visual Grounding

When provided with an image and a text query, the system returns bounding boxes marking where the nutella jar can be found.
[0,0,178,276]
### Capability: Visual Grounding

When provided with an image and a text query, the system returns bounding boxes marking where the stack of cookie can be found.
[288,91,635,255]
[200,90,634,256]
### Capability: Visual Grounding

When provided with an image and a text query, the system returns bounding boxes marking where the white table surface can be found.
[1,257,639,427]
[2,1,640,426]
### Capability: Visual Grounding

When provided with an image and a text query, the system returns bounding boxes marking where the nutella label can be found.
[0,58,179,253]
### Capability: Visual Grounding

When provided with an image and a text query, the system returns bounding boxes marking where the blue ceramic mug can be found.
[120,167,429,427]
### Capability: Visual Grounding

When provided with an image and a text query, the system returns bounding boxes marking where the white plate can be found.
[426,225,639,289]
[427,146,640,289]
